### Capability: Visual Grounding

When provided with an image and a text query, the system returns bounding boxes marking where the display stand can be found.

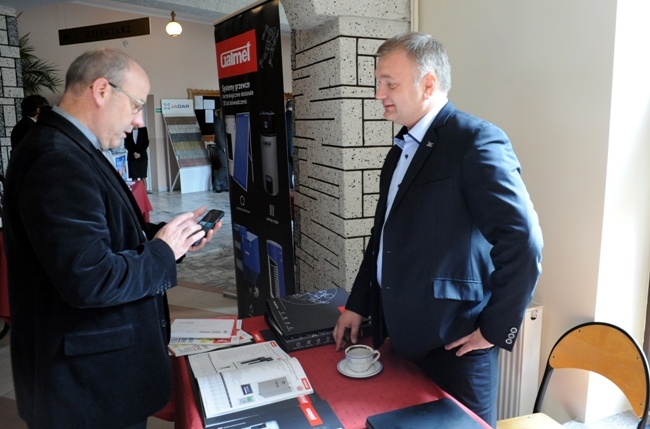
[161,99,211,193]
[215,2,296,317]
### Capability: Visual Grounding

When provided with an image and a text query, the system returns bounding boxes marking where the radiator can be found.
[497,302,543,420]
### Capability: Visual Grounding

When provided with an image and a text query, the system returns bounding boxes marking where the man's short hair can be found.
[376,32,452,93]
[20,94,49,118]
[64,48,133,95]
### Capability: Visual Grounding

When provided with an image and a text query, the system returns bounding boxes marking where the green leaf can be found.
[19,33,63,94]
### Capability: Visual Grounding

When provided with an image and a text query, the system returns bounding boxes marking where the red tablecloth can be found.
[0,232,10,322]
[156,316,491,429]
[130,181,152,222]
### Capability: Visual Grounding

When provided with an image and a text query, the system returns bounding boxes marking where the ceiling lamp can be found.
[165,11,182,37]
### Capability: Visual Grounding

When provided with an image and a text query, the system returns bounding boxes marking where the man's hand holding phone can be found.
[191,209,225,247]
[153,208,224,259]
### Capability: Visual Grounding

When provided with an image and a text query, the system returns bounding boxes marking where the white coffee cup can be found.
[344,344,381,373]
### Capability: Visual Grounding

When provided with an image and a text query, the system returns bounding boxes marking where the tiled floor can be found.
[0,190,642,428]
[562,411,641,429]
[149,189,237,293]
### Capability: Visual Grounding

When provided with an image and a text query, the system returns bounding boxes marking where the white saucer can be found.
[337,358,383,378]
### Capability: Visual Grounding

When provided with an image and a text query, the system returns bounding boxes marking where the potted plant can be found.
[19,32,63,94]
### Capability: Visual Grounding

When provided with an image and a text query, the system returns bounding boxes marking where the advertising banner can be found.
[215,0,295,317]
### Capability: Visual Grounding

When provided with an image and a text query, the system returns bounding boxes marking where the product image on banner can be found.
[260,112,279,196]
[225,114,236,176]
[243,228,260,286]
[233,112,252,191]
[267,240,285,297]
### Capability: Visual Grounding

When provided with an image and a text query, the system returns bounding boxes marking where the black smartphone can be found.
[192,209,225,246]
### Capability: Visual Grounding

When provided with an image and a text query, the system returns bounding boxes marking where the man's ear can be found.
[423,72,436,98]
[90,78,111,107]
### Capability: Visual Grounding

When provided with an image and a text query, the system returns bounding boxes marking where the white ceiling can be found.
[3,0,278,26]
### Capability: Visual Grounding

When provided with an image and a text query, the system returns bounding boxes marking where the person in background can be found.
[11,94,49,149]
[3,48,221,429]
[332,32,543,427]
[124,125,150,193]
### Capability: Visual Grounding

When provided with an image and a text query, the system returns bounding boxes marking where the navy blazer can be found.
[346,101,543,361]
[3,109,177,428]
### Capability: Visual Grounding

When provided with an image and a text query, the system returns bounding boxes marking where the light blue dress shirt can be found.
[52,105,114,164]
[376,101,447,287]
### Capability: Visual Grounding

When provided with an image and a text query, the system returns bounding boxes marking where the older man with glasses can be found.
[2,48,222,429]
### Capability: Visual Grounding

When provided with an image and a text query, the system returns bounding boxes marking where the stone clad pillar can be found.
[0,6,22,174]
[281,0,410,291]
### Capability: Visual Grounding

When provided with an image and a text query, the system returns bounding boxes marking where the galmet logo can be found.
[216,29,258,79]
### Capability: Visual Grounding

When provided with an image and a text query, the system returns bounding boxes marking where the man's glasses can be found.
[108,82,146,114]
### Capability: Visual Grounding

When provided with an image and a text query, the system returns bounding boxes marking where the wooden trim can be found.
[187,88,221,99]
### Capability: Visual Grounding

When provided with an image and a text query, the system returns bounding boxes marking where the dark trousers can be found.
[121,420,147,429]
[418,345,500,428]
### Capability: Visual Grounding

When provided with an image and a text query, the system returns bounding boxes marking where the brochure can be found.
[171,317,236,339]
[187,341,313,419]
[168,328,253,357]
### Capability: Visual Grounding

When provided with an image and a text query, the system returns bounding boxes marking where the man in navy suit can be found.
[3,49,221,429]
[333,32,543,427]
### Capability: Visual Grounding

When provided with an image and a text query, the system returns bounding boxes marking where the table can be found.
[129,180,152,222]
[156,316,491,429]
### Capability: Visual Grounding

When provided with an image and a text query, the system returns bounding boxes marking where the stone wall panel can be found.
[285,0,410,291]
[363,120,393,147]
[0,9,21,175]
[363,169,380,194]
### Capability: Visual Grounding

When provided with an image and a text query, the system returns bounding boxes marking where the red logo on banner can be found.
[216,29,258,79]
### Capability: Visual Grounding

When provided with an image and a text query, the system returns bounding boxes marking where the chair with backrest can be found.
[497,321,650,429]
